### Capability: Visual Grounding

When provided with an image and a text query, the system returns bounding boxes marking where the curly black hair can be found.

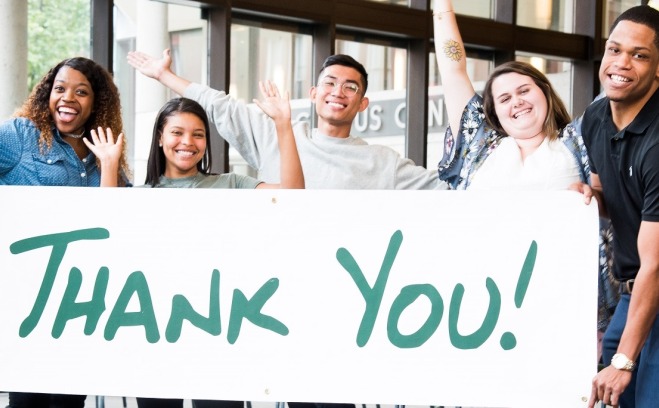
[14,57,130,185]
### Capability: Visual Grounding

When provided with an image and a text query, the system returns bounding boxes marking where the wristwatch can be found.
[611,353,636,371]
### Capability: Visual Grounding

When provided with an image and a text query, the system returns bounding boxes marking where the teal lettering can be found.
[515,241,537,308]
[52,266,108,338]
[500,241,538,350]
[166,269,221,342]
[9,228,109,337]
[387,284,443,348]
[227,278,288,344]
[104,271,160,343]
[448,277,501,349]
[336,230,403,347]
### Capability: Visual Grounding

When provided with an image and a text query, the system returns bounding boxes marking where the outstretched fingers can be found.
[258,80,281,99]
[84,127,124,163]
[126,48,171,80]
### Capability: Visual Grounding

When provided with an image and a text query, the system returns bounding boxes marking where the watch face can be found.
[612,354,626,369]
[612,353,633,370]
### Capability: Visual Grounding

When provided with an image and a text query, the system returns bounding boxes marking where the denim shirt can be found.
[0,117,100,186]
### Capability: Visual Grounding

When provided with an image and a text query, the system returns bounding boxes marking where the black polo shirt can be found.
[582,88,659,281]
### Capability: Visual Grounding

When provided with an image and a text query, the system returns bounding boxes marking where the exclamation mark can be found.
[500,240,537,350]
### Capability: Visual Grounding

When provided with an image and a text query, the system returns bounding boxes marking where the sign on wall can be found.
[0,186,599,407]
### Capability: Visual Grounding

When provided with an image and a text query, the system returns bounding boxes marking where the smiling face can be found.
[309,64,369,137]
[160,112,207,178]
[48,66,94,135]
[490,72,548,141]
[600,20,659,107]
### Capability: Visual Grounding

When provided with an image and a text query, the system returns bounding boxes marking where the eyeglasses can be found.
[317,79,360,97]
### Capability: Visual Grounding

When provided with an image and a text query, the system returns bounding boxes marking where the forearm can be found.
[616,222,659,362]
[616,270,659,361]
[276,121,304,189]
[99,162,120,187]
[433,0,466,73]
[433,0,475,135]
[158,69,191,97]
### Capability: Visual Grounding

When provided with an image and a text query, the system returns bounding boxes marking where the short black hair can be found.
[319,54,369,94]
[610,5,659,51]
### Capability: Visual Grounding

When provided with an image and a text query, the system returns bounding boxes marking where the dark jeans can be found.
[602,293,659,407]
[7,392,86,408]
[136,398,244,408]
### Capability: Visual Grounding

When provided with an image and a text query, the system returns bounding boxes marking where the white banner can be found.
[0,186,599,408]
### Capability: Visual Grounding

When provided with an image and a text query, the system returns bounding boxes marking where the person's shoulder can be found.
[582,97,609,130]
[585,96,608,116]
[0,117,40,145]
[470,93,484,104]
[0,117,37,130]
[207,172,260,189]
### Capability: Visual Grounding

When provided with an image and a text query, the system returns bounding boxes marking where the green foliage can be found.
[27,0,91,92]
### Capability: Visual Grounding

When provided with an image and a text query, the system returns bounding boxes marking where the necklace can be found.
[61,129,85,139]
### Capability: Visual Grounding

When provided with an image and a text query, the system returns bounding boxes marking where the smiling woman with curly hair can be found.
[1,57,132,407]
[1,56,131,188]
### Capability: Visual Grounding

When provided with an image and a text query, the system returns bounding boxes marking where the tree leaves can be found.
[28,0,91,92]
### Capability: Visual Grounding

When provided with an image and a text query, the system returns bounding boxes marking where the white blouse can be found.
[468,137,581,191]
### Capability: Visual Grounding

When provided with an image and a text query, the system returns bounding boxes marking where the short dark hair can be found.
[144,97,212,187]
[610,5,659,51]
[319,54,369,94]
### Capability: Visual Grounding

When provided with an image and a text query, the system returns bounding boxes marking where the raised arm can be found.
[252,81,304,189]
[127,49,191,96]
[433,0,477,133]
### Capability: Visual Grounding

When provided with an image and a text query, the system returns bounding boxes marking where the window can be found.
[432,0,493,18]
[603,0,642,33]
[517,0,576,33]
[516,54,574,113]
[229,24,313,176]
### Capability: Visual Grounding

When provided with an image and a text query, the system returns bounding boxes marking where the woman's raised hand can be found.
[84,127,124,167]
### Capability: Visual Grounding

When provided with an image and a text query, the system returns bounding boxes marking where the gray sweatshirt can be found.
[186,83,447,190]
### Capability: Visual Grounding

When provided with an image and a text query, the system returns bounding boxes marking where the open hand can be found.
[127,49,172,80]
[84,127,124,166]
[253,80,291,123]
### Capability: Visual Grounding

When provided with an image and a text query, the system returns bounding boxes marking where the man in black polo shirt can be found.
[575,5,659,408]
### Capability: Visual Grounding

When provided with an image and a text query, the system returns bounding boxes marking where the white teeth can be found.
[58,107,77,114]
[327,101,346,108]
[514,109,531,119]
[611,74,630,83]
[175,150,195,157]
